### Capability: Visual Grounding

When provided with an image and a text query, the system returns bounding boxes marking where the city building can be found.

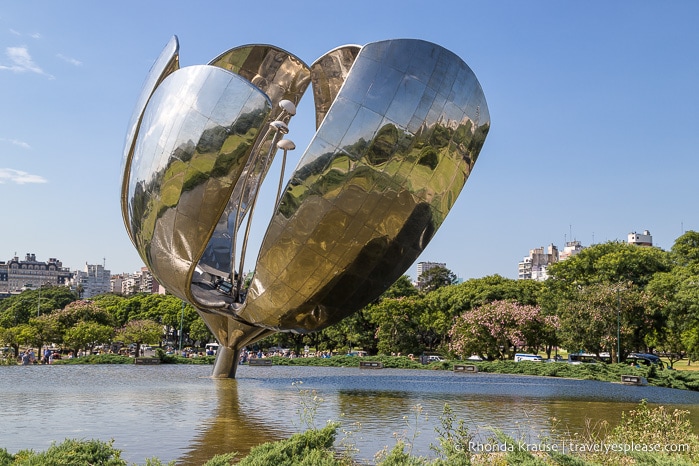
[0,251,168,300]
[0,253,72,294]
[416,261,446,289]
[416,261,446,279]
[628,230,653,247]
[518,244,559,281]
[111,267,164,295]
[71,262,111,298]
[559,240,584,261]
[110,274,125,294]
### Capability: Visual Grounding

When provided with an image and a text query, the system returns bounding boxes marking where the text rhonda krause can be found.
[468,441,691,454]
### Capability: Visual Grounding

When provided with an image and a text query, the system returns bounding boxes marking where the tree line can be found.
[2,231,699,367]
[0,291,205,359]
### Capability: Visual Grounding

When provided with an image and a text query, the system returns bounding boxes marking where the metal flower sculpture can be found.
[121,37,489,377]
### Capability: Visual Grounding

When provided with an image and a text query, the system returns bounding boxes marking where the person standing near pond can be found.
[21,351,30,365]
[43,348,51,365]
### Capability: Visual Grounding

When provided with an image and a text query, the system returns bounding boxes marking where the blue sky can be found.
[1,1,697,280]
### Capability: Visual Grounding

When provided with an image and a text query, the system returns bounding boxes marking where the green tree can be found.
[670,230,699,267]
[28,314,62,358]
[315,308,377,354]
[64,322,115,355]
[365,297,423,355]
[99,294,198,345]
[381,275,418,299]
[643,231,699,367]
[14,324,38,353]
[0,326,23,358]
[188,316,212,345]
[90,294,128,324]
[546,241,671,289]
[418,266,457,293]
[0,286,76,328]
[44,300,114,343]
[428,275,542,319]
[117,319,162,357]
[557,282,650,363]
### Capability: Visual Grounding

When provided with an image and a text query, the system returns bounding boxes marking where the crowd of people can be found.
[239,348,334,363]
[18,348,76,365]
[10,345,347,365]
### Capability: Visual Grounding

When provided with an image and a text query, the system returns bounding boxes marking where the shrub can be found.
[5,438,126,465]
[51,354,133,365]
[611,400,699,457]
[236,423,340,466]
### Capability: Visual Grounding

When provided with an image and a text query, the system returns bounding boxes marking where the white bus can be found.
[205,343,219,355]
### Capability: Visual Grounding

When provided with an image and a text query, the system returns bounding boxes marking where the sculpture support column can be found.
[212,346,240,379]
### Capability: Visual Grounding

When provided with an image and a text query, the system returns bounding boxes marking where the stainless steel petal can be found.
[125,65,272,308]
[121,36,180,243]
[310,45,361,129]
[240,39,490,332]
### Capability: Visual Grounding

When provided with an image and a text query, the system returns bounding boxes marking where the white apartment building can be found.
[559,240,584,261]
[518,244,559,281]
[416,261,446,289]
[72,262,111,298]
[110,274,125,294]
[111,267,161,295]
[416,261,446,278]
[628,230,653,247]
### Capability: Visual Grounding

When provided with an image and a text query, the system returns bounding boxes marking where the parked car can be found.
[567,353,601,364]
[427,355,443,362]
[514,353,543,362]
[625,353,664,368]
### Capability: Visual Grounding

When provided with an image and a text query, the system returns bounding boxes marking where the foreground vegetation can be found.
[0,400,696,465]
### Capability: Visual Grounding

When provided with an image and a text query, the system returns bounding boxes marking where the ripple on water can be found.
[1,364,698,464]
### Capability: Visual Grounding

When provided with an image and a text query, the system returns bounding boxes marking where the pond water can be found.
[1,364,698,465]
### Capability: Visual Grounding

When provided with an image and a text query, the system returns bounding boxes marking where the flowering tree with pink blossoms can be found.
[448,300,558,360]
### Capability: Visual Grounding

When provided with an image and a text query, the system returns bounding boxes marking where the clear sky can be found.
[1,1,697,281]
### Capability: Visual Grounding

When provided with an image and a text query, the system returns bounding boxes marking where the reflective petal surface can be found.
[126,65,272,307]
[121,36,180,243]
[240,39,489,331]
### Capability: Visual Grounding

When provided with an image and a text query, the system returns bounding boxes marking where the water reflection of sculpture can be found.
[121,37,490,378]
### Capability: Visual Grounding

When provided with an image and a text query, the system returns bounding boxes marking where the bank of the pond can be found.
[269,355,699,392]
[2,400,699,466]
[51,354,699,391]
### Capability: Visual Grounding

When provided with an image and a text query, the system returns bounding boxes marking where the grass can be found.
[45,352,699,392]
[268,355,699,391]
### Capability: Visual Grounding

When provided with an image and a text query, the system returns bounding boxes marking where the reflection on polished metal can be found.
[121,37,490,378]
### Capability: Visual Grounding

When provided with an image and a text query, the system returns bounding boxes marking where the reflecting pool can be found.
[1,364,698,464]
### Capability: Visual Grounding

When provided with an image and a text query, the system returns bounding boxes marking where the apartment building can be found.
[628,230,653,246]
[0,253,72,293]
[518,244,559,281]
[72,262,111,298]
